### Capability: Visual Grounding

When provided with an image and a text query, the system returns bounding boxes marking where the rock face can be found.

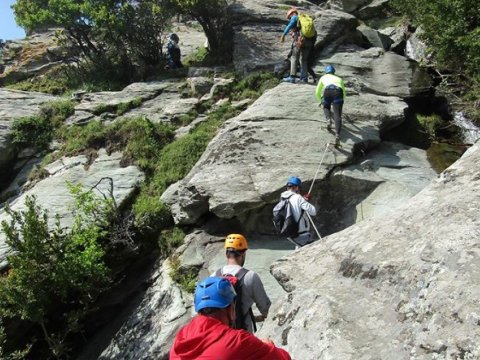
[0,150,144,269]
[0,89,58,176]
[318,141,438,234]
[161,82,407,227]
[260,142,480,359]
[0,30,70,83]
[230,1,360,73]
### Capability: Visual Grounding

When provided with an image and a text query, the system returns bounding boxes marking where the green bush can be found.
[231,72,280,100]
[132,104,239,230]
[169,256,198,293]
[11,115,52,150]
[57,120,107,155]
[158,227,185,257]
[392,0,480,82]
[10,100,75,151]
[0,188,112,358]
[417,114,445,140]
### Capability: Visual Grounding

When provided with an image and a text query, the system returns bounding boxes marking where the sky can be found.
[0,0,26,40]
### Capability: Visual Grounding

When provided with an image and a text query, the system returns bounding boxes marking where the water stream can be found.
[452,111,480,144]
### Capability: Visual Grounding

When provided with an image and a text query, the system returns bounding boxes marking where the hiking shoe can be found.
[299,77,308,84]
[335,136,340,147]
[283,76,296,83]
[327,122,332,131]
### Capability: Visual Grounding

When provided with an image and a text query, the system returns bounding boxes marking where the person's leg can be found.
[299,40,312,81]
[332,102,343,137]
[290,45,300,77]
[322,93,333,129]
[293,233,311,247]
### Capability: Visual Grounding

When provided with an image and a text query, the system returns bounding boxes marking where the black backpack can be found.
[214,267,255,331]
[272,194,303,238]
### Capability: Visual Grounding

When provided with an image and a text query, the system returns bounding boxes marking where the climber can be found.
[212,234,271,333]
[169,277,291,360]
[284,30,318,83]
[280,7,316,83]
[315,65,346,147]
[165,33,183,69]
[280,176,317,248]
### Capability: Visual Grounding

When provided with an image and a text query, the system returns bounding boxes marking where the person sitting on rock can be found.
[315,65,346,147]
[165,33,183,69]
[169,277,291,360]
[280,7,315,83]
[281,176,317,249]
[212,234,271,333]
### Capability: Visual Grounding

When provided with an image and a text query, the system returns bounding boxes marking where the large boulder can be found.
[231,3,359,73]
[259,142,480,359]
[67,81,200,125]
[0,149,144,269]
[0,30,71,84]
[0,89,58,177]
[318,141,438,234]
[161,82,407,226]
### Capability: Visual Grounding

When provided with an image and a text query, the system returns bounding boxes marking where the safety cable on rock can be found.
[306,142,333,242]
[307,142,331,195]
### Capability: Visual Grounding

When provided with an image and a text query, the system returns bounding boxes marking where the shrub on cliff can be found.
[13,0,174,81]
[392,0,479,83]
[0,185,114,358]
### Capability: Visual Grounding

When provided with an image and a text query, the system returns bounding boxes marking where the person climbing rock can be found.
[165,33,183,69]
[212,234,271,333]
[315,65,346,147]
[280,7,316,83]
[169,277,291,360]
[285,31,318,83]
[280,176,317,248]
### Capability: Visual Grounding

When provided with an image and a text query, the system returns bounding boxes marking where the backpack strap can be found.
[234,268,256,331]
[235,267,249,281]
[285,193,304,226]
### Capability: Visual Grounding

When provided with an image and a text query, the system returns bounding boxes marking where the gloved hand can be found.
[303,193,311,201]
[280,34,285,42]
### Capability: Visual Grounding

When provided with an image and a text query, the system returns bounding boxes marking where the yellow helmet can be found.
[224,234,248,251]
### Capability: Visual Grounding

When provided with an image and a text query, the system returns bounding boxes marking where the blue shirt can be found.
[283,14,299,36]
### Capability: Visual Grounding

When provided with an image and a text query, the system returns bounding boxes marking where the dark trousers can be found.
[322,86,344,137]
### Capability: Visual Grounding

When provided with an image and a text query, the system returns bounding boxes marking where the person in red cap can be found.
[169,277,291,360]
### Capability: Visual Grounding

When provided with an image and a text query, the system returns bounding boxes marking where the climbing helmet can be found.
[286,176,302,187]
[224,233,248,250]
[194,277,236,312]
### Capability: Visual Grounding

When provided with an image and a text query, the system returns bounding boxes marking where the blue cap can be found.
[325,65,335,74]
[286,176,302,187]
[194,277,236,312]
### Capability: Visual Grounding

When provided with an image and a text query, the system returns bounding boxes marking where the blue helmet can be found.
[194,277,236,312]
[286,176,302,187]
[325,65,335,74]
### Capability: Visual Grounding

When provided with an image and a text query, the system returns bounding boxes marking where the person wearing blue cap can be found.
[170,277,291,360]
[315,65,346,147]
[280,176,317,248]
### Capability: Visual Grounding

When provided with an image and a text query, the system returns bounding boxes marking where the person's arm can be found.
[238,331,292,360]
[299,196,316,216]
[250,272,271,317]
[315,77,324,102]
[283,15,298,36]
[340,77,346,99]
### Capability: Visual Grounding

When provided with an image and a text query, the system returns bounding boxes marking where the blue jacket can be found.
[283,15,299,36]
